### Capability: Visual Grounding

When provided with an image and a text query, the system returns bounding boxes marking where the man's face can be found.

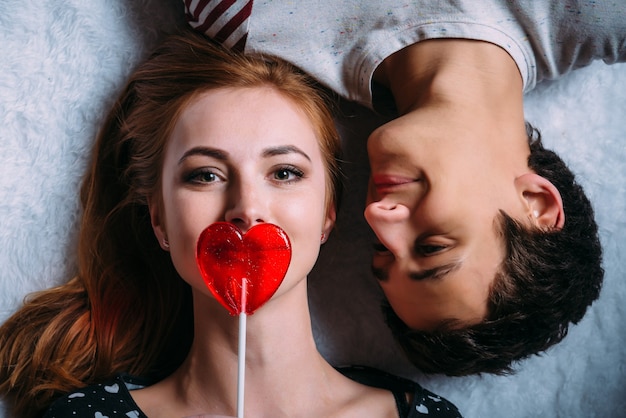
[364,109,532,330]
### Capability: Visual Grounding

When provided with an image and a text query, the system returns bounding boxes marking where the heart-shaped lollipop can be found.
[196,222,292,315]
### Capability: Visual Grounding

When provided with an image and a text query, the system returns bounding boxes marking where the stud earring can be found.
[162,238,170,249]
[320,233,326,243]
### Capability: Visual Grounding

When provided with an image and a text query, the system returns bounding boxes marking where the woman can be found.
[0,30,461,418]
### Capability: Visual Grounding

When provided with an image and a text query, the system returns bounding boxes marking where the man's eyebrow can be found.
[408,261,462,281]
[371,260,462,282]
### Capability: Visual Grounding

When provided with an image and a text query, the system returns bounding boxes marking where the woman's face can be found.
[150,86,334,302]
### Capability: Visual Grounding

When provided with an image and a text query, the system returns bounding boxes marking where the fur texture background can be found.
[1,1,624,417]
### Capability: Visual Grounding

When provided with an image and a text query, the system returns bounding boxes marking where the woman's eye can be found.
[185,168,221,184]
[273,165,304,182]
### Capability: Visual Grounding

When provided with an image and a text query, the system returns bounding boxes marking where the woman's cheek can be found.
[167,218,207,290]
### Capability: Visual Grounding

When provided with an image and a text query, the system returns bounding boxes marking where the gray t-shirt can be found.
[187,0,626,108]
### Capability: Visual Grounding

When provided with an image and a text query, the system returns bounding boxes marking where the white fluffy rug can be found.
[1,1,625,417]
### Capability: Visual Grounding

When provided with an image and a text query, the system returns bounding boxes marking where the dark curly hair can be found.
[385,124,604,376]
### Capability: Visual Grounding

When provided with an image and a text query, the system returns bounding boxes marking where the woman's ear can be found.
[149,198,169,251]
[321,206,337,243]
[515,173,565,230]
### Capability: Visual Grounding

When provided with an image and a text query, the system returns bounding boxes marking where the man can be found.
[184,0,622,375]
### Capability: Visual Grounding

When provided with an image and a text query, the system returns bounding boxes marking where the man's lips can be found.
[372,174,416,194]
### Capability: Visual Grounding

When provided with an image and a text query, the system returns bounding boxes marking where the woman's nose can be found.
[224,182,266,232]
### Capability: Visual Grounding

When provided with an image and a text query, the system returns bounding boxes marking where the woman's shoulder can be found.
[43,374,150,418]
[337,365,463,418]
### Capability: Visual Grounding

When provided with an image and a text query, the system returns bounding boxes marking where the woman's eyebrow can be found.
[178,146,228,165]
[262,145,311,161]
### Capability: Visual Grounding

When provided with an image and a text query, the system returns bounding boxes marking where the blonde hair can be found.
[0,29,341,418]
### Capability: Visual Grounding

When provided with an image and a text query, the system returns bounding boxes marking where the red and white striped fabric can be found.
[184,0,253,51]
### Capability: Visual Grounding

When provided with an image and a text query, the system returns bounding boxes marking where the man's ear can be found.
[515,173,565,230]
[149,198,169,251]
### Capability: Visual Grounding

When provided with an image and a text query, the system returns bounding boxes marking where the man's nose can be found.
[364,200,412,256]
[364,199,410,223]
[224,181,267,232]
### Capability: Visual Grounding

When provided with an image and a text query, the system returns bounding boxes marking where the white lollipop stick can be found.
[237,278,248,418]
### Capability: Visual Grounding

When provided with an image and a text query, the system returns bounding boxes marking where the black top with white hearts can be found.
[43,373,148,418]
[43,366,462,417]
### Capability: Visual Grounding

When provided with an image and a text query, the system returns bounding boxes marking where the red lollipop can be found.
[196,222,292,315]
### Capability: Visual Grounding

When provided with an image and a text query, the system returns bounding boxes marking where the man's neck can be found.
[374,39,524,116]
[370,38,532,181]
